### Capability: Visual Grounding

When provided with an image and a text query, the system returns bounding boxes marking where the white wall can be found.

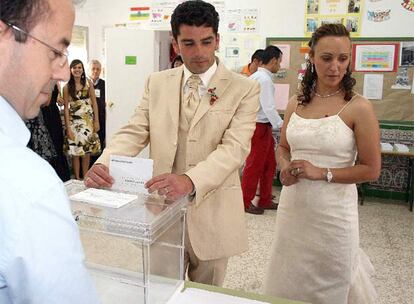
[75,0,152,63]
[75,0,414,63]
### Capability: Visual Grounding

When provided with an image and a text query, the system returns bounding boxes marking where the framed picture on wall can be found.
[399,41,414,66]
[352,43,399,72]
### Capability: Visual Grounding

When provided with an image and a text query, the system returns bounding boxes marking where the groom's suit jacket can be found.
[97,61,259,260]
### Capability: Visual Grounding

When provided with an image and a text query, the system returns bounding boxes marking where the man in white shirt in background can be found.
[0,0,99,303]
[242,45,284,215]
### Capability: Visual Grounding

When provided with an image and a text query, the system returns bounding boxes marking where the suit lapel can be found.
[167,67,184,131]
[189,62,232,130]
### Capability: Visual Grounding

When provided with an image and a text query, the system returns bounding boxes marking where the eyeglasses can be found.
[4,21,69,67]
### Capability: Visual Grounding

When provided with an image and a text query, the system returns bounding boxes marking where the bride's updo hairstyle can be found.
[298,24,356,105]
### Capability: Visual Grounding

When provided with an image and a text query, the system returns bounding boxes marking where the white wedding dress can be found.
[264,103,377,304]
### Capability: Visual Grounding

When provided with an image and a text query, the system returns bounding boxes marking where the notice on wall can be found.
[219,34,264,71]
[225,8,259,33]
[270,44,291,69]
[353,44,398,72]
[391,67,411,89]
[125,56,137,65]
[304,0,363,37]
[149,0,177,29]
[274,83,290,110]
[411,77,414,94]
[367,9,391,22]
[207,0,225,18]
[400,41,414,66]
[363,74,384,100]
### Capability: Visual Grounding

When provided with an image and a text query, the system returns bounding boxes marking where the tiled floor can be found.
[224,188,414,304]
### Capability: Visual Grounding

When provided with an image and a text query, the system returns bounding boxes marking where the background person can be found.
[25,92,58,170]
[64,59,101,180]
[41,82,71,181]
[242,45,284,215]
[88,59,106,166]
[239,49,264,77]
[171,54,184,68]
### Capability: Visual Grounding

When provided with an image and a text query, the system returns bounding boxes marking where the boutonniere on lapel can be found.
[207,87,219,105]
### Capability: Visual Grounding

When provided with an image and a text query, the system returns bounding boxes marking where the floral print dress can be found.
[67,82,101,156]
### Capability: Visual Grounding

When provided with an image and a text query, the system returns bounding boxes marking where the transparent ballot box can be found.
[65,180,186,304]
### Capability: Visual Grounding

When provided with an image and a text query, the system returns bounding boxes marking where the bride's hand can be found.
[279,165,298,186]
[288,160,325,181]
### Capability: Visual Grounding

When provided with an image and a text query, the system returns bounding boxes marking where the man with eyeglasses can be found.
[0,0,99,303]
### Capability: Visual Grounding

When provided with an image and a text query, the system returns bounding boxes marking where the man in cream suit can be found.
[85,0,259,286]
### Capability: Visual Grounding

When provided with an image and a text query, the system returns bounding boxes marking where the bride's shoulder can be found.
[348,93,374,111]
[345,94,377,124]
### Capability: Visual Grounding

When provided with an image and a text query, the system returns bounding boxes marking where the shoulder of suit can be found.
[147,67,180,81]
[228,69,258,88]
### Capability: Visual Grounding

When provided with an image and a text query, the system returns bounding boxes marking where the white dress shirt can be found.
[0,96,100,304]
[250,67,283,129]
[182,61,218,97]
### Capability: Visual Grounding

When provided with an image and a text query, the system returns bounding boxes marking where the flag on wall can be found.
[129,7,150,21]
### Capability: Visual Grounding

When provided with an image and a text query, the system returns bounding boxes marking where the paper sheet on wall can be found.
[363,74,384,100]
[304,0,362,37]
[274,83,290,110]
[270,44,290,69]
[354,44,397,72]
[149,0,176,29]
[319,0,348,15]
[219,34,264,71]
[166,288,270,304]
[207,0,225,19]
[109,155,153,194]
[412,77,414,94]
[225,8,259,33]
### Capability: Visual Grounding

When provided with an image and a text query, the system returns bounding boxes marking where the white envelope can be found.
[109,155,153,194]
[380,142,393,152]
[394,143,409,152]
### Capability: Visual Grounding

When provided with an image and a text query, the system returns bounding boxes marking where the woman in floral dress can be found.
[64,59,100,180]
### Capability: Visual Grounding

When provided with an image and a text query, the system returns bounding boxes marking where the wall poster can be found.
[352,43,399,72]
[225,8,259,33]
[304,0,364,37]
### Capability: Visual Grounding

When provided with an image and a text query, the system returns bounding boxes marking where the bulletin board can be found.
[266,37,414,122]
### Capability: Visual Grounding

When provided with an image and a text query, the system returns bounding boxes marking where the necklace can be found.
[314,88,343,98]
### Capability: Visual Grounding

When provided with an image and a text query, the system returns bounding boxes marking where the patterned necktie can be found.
[184,74,202,123]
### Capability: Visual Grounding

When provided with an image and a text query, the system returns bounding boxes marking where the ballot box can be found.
[65,180,186,304]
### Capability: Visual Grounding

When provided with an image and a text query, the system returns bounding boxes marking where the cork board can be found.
[267,37,414,121]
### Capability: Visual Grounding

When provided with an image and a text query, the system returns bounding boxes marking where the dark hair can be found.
[171,55,183,68]
[0,0,50,42]
[298,23,356,105]
[251,49,264,63]
[68,59,87,100]
[170,0,219,40]
[261,45,282,65]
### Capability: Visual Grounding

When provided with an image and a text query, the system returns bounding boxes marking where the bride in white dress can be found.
[264,24,381,304]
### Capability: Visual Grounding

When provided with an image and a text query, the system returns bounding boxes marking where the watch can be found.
[326,168,333,183]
